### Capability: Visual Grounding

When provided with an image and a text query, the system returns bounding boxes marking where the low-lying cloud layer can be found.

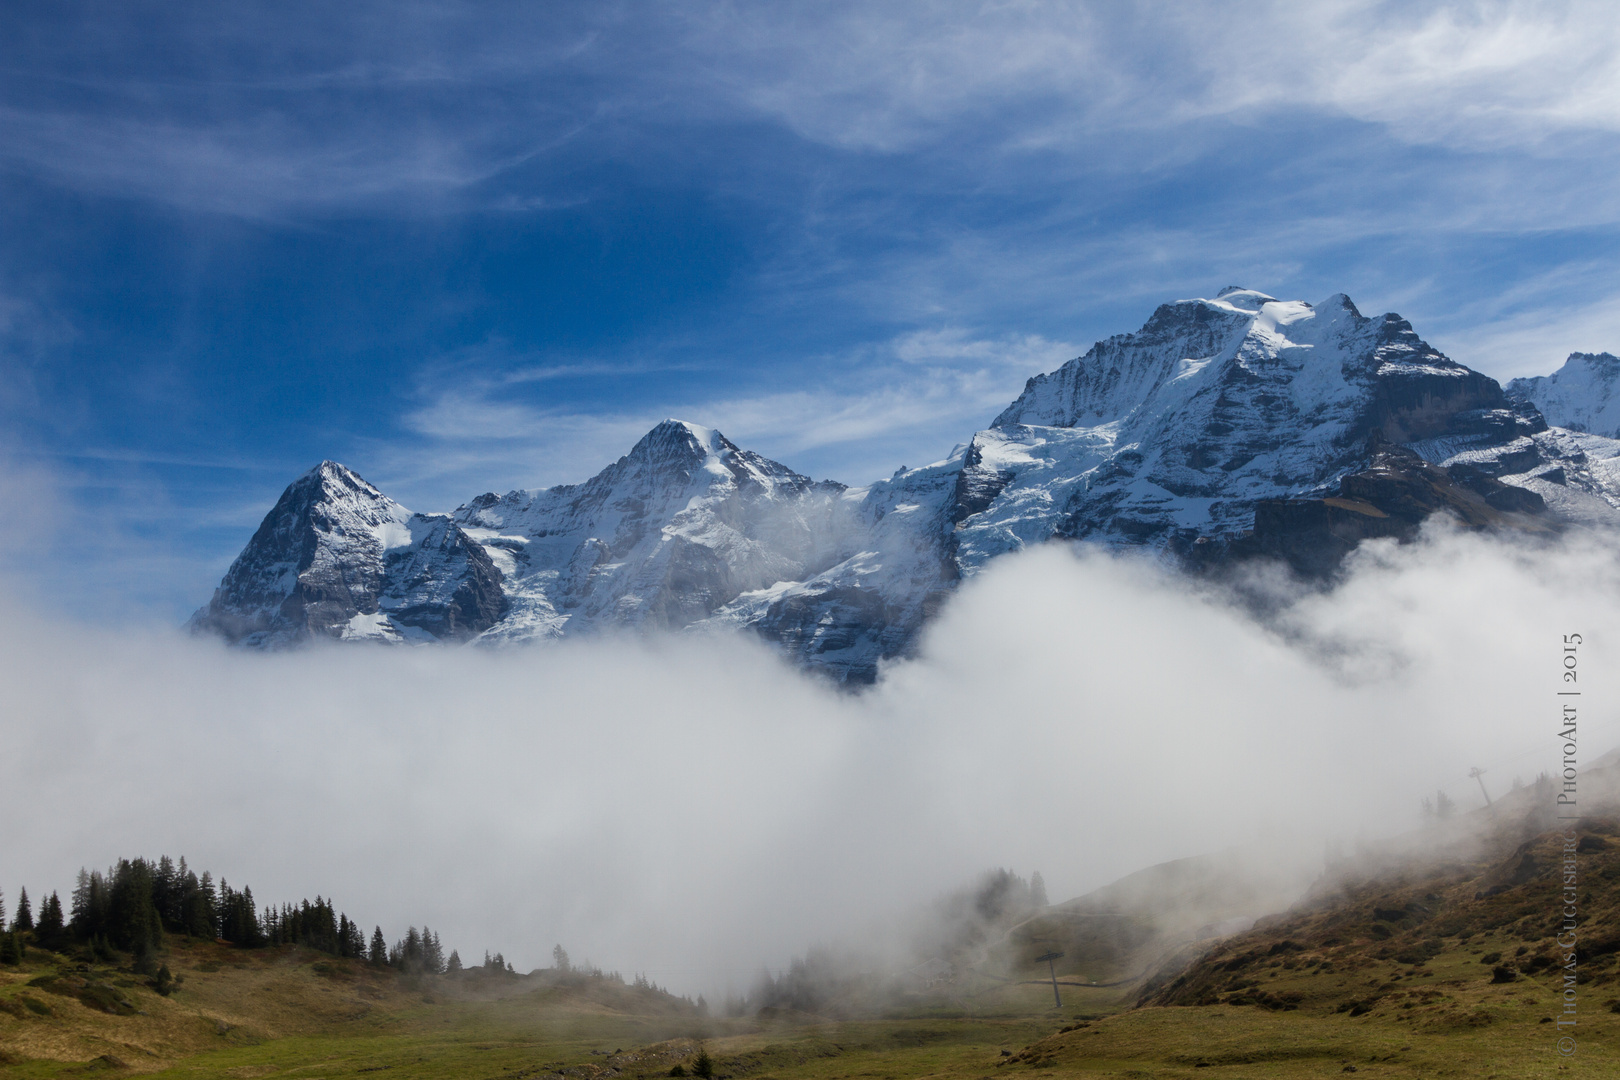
[1,526,1612,992]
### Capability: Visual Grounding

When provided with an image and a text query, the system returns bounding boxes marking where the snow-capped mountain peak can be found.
[187,459,419,646]
[1508,352,1620,439]
[433,419,851,643]
[195,294,1620,683]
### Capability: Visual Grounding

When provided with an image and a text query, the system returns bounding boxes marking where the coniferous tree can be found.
[446,949,462,974]
[422,927,444,974]
[342,915,365,959]
[70,868,102,940]
[36,892,64,949]
[133,937,160,976]
[4,850,479,971]
[108,858,164,954]
[1029,872,1048,909]
[187,871,218,939]
[0,931,20,965]
[0,886,6,929]
[392,926,424,972]
[154,857,179,926]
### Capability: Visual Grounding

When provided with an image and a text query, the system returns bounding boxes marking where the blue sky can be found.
[3,0,1619,622]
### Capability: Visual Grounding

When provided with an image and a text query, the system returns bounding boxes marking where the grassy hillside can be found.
[0,938,1066,1079]
[999,815,1618,1077]
[6,799,1618,1076]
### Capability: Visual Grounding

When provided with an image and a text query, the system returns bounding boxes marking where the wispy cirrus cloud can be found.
[5,2,1617,219]
[683,1,1620,154]
[1423,263,1620,382]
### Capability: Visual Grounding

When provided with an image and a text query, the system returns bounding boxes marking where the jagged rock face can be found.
[713,290,1612,679]
[189,461,507,646]
[195,423,851,650]
[1221,446,1555,577]
[379,516,507,641]
[1508,352,1620,438]
[189,463,401,645]
[193,292,1620,684]
[980,289,1539,549]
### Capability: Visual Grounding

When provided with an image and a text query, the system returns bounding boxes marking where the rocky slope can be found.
[193,289,1620,680]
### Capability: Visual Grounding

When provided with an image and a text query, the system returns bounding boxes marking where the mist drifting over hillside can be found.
[1,524,1613,995]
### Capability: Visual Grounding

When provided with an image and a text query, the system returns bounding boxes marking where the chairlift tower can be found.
[1469,767,1492,807]
[1034,950,1065,1008]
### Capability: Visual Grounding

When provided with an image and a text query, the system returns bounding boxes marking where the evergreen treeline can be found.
[2,855,477,978]
[263,898,367,958]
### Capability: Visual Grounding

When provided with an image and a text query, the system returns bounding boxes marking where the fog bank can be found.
[1,525,1613,992]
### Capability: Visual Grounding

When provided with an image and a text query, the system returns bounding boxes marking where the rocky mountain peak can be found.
[192,289,1620,684]
[187,461,414,646]
[627,419,728,462]
[277,459,387,505]
[992,290,1367,431]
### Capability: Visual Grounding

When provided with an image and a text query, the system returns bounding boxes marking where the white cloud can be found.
[686,1,1620,154]
[5,2,1615,218]
[2,527,1612,995]
[1415,263,1620,382]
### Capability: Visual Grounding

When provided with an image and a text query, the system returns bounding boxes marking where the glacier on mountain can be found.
[191,289,1620,682]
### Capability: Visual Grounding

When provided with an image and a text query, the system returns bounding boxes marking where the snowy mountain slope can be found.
[706,290,1613,678]
[194,291,1620,683]
[448,420,853,642]
[188,461,503,647]
[376,514,507,642]
[983,288,1534,546]
[1507,352,1620,438]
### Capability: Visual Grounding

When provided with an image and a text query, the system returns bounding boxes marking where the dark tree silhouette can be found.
[35,892,65,949]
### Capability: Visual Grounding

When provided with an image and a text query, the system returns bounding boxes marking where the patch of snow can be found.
[341,611,397,640]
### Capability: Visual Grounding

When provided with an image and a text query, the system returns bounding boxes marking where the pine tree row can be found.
[1,856,471,978]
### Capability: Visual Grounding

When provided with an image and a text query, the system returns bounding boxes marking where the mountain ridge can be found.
[190,291,1620,681]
